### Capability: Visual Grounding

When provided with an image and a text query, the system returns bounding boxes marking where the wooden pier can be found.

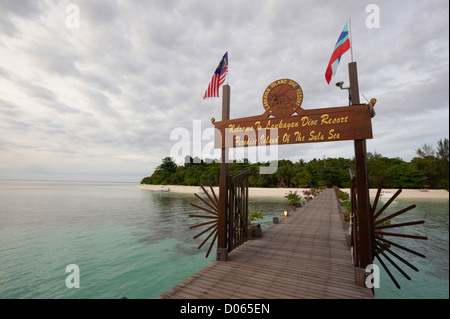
[157,189,373,299]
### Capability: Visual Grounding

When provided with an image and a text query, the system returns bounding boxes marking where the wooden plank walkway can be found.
[157,189,373,299]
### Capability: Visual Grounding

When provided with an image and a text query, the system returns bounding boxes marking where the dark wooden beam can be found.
[350,61,373,268]
[217,84,230,261]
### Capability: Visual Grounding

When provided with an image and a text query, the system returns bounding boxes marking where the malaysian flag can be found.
[203,52,228,99]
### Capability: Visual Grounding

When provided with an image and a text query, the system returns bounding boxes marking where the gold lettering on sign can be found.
[270,79,287,88]
[288,80,298,88]
[328,129,340,140]
[309,130,324,141]
[228,124,255,133]
[215,103,373,149]
[294,131,306,142]
[301,116,318,127]
[265,119,299,131]
[235,136,257,147]
[320,114,349,125]
[259,134,279,145]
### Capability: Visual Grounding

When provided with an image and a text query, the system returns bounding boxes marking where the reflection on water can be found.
[0,180,447,299]
[135,191,287,248]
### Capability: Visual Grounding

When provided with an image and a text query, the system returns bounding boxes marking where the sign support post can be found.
[349,62,373,286]
[217,84,230,261]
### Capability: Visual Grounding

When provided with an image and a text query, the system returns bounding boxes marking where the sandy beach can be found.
[134,184,449,199]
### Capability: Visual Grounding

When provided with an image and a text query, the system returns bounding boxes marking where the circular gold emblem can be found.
[262,79,303,117]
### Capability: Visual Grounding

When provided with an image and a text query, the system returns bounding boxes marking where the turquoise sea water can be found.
[0,180,448,299]
[372,197,449,299]
[0,180,285,299]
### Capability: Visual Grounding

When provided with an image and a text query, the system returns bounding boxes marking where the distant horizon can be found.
[1,143,446,183]
[3,179,450,192]
[1,1,448,188]
[0,178,138,184]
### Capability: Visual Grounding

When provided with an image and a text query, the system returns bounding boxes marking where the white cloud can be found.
[0,0,448,182]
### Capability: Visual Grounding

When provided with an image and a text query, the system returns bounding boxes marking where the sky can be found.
[0,0,448,182]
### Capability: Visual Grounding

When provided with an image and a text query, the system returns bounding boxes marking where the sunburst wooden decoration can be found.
[370,182,428,289]
[189,180,219,258]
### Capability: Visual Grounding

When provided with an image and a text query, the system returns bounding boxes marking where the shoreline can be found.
[133,184,449,200]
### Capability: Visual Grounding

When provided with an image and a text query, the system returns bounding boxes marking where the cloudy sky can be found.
[0,0,448,182]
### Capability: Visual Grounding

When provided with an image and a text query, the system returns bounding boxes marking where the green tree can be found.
[413,141,445,188]
[142,142,449,189]
[292,170,312,187]
[276,160,294,187]
[367,152,388,187]
[159,157,177,174]
[140,176,152,184]
[416,143,436,158]
[436,138,449,189]
[388,162,424,188]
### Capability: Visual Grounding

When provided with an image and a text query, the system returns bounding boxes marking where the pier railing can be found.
[347,167,428,289]
[227,169,249,252]
[348,167,360,267]
[189,169,249,258]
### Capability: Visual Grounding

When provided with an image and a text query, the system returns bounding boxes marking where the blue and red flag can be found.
[203,52,228,99]
[325,22,351,84]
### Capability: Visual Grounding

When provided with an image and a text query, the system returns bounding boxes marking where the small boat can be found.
[153,186,170,192]
[379,191,393,200]
[197,187,209,195]
[380,191,393,197]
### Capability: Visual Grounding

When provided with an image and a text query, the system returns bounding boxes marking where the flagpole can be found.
[349,18,354,62]
[226,66,229,85]
[226,53,229,85]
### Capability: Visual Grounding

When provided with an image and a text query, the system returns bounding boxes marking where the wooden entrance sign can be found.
[210,72,375,278]
[213,104,373,148]
[212,78,373,149]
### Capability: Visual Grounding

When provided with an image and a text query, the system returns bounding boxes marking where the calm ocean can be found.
[0,180,448,299]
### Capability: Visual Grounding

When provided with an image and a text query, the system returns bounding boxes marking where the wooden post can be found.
[217,84,230,261]
[349,168,359,267]
[349,62,373,286]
